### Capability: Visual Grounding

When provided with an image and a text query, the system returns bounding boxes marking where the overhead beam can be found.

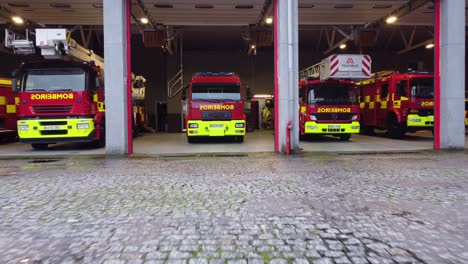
[256,0,273,26]
[364,0,432,29]
[397,38,433,54]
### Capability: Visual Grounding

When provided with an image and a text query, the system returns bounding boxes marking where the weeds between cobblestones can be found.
[0,152,467,263]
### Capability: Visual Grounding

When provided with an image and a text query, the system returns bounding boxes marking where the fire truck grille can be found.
[202,111,232,120]
[314,113,355,121]
[41,130,68,135]
[32,105,73,114]
[418,109,434,116]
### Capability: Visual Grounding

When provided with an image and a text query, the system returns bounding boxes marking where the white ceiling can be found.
[0,0,464,26]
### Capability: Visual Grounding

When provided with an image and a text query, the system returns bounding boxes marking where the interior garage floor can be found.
[0,130,465,157]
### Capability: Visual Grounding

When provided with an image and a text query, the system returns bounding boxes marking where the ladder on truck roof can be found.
[5,28,104,69]
[299,62,322,80]
[300,54,372,81]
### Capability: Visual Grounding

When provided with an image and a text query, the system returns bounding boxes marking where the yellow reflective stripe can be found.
[369,102,375,109]
[380,101,387,109]
[360,102,365,109]
[6,105,16,113]
[0,79,12,85]
[365,96,370,103]
[376,95,380,102]
[401,96,409,101]
[15,97,19,105]
[393,100,401,109]
[0,96,5,105]
[93,93,98,102]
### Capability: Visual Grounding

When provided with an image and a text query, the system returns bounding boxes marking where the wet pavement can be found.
[0,151,468,264]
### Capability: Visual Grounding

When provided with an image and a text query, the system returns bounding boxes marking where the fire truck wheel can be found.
[339,134,351,141]
[31,143,48,150]
[387,115,405,139]
[92,122,106,148]
[235,136,244,143]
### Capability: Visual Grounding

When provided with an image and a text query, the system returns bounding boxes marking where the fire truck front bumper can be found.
[304,121,360,134]
[187,120,246,137]
[17,118,95,143]
[407,114,434,127]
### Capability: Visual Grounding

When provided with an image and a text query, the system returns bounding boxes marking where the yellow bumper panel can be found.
[304,121,360,134]
[407,114,434,127]
[187,120,245,137]
[17,118,95,139]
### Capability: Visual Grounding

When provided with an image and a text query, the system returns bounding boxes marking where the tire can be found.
[91,122,106,148]
[31,143,48,150]
[339,134,351,141]
[387,114,405,139]
[235,136,244,143]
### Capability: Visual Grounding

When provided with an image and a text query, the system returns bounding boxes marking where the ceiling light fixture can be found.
[251,44,256,49]
[425,43,434,49]
[386,15,398,24]
[140,18,149,24]
[339,44,347,49]
[265,17,273,24]
[12,16,24,25]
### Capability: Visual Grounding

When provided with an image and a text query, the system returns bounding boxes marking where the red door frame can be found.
[434,0,441,150]
[126,0,133,154]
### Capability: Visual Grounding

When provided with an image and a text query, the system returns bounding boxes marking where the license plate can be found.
[43,125,62,130]
[328,125,341,129]
[210,124,223,128]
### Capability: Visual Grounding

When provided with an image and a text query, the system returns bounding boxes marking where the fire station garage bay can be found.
[0,0,466,156]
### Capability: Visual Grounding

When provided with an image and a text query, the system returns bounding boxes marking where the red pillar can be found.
[434,0,441,150]
[126,0,133,154]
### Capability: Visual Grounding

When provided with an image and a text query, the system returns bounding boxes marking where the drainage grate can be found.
[28,159,60,164]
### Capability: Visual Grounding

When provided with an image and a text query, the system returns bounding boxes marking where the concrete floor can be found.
[0,130,466,157]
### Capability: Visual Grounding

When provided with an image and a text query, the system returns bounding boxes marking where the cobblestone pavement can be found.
[1,152,468,264]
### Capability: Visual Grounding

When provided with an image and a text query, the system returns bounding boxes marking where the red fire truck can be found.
[298,54,372,141]
[0,79,18,141]
[184,72,246,143]
[7,28,106,149]
[357,71,434,138]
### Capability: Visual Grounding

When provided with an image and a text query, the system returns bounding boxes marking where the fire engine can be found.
[298,54,372,141]
[131,74,147,136]
[184,72,246,143]
[357,71,434,138]
[0,79,18,141]
[6,28,106,149]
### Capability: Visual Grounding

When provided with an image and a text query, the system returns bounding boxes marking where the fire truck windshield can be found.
[23,69,86,92]
[191,83,241,102]
[307,83,358,105]
[410,78,434,99]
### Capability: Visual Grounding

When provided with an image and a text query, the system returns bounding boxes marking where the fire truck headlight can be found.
[307,126,318,130]
[310,115,317,121]
[77,123,90,130]
[351,126,360,130]
[18,125,29,131]
[409,118,421,123]
[235,123,244,128]
[351,115,358,120]
[189,123,198,128]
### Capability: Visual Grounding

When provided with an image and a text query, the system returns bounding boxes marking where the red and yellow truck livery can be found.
[14,61,105,149]
[0,79,19,140]
[185,72,246,143]
[357,71,434,138]
[299,78,360,141]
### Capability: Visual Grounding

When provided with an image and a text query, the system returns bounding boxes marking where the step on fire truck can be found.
[298,54,372,141]
[357,71,434,139]
[0,79,18,141]
[184,72,246,143]
[6,28,106,149]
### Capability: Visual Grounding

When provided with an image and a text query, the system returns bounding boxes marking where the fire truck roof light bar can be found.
[194,72,238,77]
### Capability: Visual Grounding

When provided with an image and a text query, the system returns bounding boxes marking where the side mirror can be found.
[181,85,187,100]
[95,77,101,88]
[12,78,18,93]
